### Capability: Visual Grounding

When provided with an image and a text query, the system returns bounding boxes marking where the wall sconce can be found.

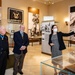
[64,18,69,26]
[65,21,68,25]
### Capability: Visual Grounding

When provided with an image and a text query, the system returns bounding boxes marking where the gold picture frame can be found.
[7,7,24,24]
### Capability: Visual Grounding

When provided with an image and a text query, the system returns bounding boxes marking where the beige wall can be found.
[2,0,75,33]
[49,0,75,32]
[2,0,49,32]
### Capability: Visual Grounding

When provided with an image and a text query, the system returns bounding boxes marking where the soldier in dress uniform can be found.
[0,26,9,75]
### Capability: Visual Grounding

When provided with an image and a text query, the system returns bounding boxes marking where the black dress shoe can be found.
[18,71,23,74]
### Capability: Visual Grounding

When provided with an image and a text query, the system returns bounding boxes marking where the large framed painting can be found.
[70,6,75,40]
[28,7,39,37]
[7,7,24,24]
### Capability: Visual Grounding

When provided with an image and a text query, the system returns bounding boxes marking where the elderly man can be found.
[13,25,29,75]
[0,26,9,75]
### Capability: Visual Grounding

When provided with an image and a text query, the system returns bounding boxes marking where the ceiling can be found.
[33,0,64,5]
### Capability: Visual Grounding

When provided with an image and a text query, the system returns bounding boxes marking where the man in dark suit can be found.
[13,25,29,75]
[0,26,9,75]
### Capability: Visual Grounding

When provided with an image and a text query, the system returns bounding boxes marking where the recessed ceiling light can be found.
[44,2,46,4]
[33,0,36,1]
[45,0,49,1]
[49,1,51,4]
[52,2,54,4]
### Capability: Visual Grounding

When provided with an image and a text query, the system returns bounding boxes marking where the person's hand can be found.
[22,46,26,50]
[20,46,23,50]
[50,43,54,46]
[20,46,26,50]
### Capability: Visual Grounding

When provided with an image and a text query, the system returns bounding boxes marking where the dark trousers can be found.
[0,51,7,75]
[13,53,25,75]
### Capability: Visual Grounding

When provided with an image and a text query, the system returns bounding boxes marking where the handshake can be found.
[20,46,26,50]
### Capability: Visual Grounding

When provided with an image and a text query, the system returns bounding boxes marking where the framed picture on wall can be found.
[28,7,40,37]
[7,7,24,24]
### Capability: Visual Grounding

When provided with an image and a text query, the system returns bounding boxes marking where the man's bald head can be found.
[0,26,6,35]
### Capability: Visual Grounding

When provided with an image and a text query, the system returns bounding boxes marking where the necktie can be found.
[20,32,23,38]
[20,32,24,54]
[2,35,4,40]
